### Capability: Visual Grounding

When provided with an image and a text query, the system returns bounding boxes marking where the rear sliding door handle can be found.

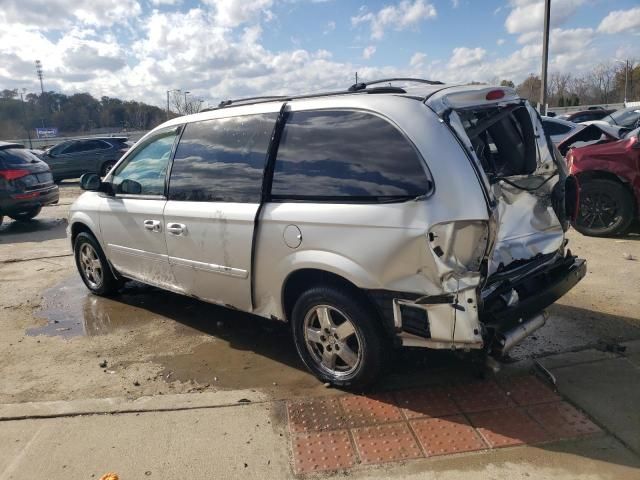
[143,219,162,232]
[167,223,186,235]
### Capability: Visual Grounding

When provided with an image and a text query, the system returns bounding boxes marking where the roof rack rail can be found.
[205,79,436,112]
[218,95,288,108]
[349,77,443,92]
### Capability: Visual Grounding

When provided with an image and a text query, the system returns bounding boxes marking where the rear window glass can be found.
[271,110,431,200]
[542,121,572,136]
[459,105,537,178]
[0,148,40,166]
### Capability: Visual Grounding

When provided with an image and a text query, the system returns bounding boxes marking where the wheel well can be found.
[70,222,95,245]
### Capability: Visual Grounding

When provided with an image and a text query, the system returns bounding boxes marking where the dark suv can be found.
[39,137,130,181]
[0,142,59,227]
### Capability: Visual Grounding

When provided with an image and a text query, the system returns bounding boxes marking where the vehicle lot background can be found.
[1,183,639,404]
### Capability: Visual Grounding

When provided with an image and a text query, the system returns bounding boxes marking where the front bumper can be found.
[0,185,59,215]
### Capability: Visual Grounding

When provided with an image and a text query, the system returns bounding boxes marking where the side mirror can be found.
[80,173,101,191]
[120,179,142,195]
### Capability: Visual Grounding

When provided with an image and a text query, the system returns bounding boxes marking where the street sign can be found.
[35,127,58,138]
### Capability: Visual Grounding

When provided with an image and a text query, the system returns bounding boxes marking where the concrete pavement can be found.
[1,341,639,480]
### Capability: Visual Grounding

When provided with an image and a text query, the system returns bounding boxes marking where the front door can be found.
[99,127,180,289]
[163,111,278,310]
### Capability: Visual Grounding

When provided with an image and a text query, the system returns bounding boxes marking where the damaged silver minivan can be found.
[69,79,585,388]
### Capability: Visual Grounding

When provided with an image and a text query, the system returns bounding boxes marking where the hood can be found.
[557,123,624,156]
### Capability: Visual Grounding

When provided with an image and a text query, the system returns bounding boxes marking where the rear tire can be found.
[9,206,42,222]
[573,179,634,236]
[74,232,121,296]
[291,285,384,390]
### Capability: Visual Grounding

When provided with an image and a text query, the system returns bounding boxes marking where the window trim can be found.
[109,125,183,199]
[266,107,435,203]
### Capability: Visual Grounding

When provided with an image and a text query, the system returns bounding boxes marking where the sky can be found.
[0,0,638,108]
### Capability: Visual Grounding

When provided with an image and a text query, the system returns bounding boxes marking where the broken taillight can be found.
[0,169,29,181]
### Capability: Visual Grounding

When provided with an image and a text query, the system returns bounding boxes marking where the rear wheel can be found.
[101,161,116,177]
[573,179,634,236]
[291,286,384,389]
[9,206,42,222]
[74,232,121,296]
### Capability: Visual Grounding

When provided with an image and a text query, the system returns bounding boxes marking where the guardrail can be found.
[4,130,149,149]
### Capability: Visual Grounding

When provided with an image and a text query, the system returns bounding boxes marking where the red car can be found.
[559,125,640,236]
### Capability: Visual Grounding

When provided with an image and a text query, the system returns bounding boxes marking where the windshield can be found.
[0,148,41,165]
[609,108,640,125]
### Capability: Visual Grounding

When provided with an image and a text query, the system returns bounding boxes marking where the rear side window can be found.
[169,113,277,203]
[542,121,572,136]
[459,105,537,178]
[271,110,431,200]
[0,148,39,166]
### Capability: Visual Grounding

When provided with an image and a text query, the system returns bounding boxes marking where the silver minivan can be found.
[69,79,585,388]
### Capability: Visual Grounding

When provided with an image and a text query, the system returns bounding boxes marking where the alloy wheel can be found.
[79,243,104,289]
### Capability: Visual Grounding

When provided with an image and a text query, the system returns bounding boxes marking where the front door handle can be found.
[143,219,162,232]
[167,223,186,235]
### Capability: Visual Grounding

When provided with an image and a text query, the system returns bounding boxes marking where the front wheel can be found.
[573,179,634,236]
[74,232,121,296]
[9,206,42,221]
[291,286,384,389]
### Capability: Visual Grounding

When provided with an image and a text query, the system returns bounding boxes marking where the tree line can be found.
[499,61,639,108]
[0,90,168,139]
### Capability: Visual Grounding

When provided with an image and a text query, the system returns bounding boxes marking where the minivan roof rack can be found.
[348,78,444,92]
[205,79,440,112]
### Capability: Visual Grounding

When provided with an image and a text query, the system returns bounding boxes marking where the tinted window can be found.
[112,129,178,195]
[271,110,430,199]
[542,121,572,136]
[169,113,277,202]
[0,148,40,166]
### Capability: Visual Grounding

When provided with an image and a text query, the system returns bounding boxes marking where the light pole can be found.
[166,89,180,120]
[539,0,551,115]
[614,59,629,106]
[184,91,191,114]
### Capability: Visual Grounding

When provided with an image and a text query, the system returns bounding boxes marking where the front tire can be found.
[573,179,634,236]
[291,286,384,389]
[74,232,121,296]
[9,206,42,221]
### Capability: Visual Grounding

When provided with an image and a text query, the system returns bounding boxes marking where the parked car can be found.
[557,108,616,124]
[582,106,640,130]
[541,116,582,144]
[38,137,131,182]
[69,80,585,388]
[559,125,640,236]
[0,141,59,227]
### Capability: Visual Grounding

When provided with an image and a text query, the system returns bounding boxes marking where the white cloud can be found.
[449,47,486,68]
[351,0,437,40]
[410,52,427,68]
[0,0,142,28]
[597,7,640,34]
[505,0,585,34]
[203,0,274,28]
[323,20,336,35]
[150,0,182,5]
[451,0,460,8]
[497,38,505,45]
[363,45,376,59]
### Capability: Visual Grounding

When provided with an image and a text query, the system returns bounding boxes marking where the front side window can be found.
[271,110,431,200]
[168,113,277,202]
[111,129,178,196]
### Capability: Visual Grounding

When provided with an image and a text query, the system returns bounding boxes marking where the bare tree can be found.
[170,91,204,116]
[590,63,616,104]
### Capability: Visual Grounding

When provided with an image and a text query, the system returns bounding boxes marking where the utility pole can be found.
[35,60,44,94]
[539,0,551,115]
[19,89,33,149]
[184,91,191,115]
[624,59,629,106]
[355,72,358,84]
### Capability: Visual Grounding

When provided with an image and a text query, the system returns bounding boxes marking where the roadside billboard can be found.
[35,127,58,138]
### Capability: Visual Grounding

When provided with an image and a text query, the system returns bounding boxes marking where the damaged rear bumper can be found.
[368,252,586,352]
